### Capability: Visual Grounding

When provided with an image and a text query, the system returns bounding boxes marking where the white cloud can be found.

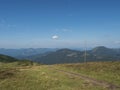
[62,28,72,32]
[52,35,59,39]
[114,41,120,44]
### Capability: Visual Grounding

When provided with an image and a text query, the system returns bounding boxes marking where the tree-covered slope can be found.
[0,54,18,63]
[31,46,120,64]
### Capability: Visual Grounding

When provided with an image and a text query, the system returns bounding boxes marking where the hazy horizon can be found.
[0,0,120,48]
[0,46,119,50]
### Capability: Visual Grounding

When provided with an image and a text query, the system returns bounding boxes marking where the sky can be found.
[0,0,120,48]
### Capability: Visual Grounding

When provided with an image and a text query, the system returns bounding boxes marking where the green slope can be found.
[0,54,18,63]
[30,47,120,64]
[55,61,120,86]
[0,61,120,90]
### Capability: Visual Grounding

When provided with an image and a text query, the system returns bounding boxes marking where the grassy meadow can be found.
[55,61,120,86]
[0,61,120,90]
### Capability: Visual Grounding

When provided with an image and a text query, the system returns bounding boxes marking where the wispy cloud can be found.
[114,41,120,44]
[7,24,16,28]
[0,19,16,30]
[62,28,72,32]
[55,28,72,32]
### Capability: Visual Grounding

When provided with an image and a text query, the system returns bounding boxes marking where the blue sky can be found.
[0,0,120,48]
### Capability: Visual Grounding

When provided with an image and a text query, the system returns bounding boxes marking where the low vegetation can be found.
[0,60,120,90]
[55,61,120,86]
[0,54,18,63]
[0,62,103,90]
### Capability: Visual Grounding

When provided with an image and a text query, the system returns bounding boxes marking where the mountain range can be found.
[0,48,57,59]
[0,54,18,63]
[24,46,120,64]
[0,46,120,64]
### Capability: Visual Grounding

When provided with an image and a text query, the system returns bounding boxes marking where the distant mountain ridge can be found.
[0,54,18,63]
[0,48,58,59]
[27,46,120,64]
[0,46,120,64]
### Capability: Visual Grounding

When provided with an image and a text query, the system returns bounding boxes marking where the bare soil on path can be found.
[49,66,120,90]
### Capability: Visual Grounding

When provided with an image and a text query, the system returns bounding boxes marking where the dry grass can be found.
[0,62,104,90]
[55,61,120,86]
